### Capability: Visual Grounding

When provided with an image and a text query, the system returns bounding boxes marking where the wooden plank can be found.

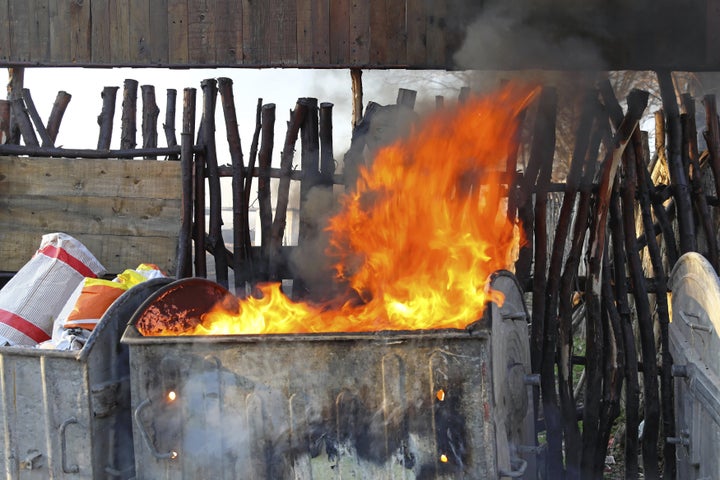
[109,0,130,64]
[48,0,70,63]
[215,0,238,64]
[406,0,427,65]
[0,230,178,276]
[296,0,313,64]
[69,0,91,62]
[349,0,370,64]
[0,157,181,199]
[369,0,387,65]
[0,196,180,238]
[0,0,9,61]
[241,0,262,64]
[0,156,181,274]
[267,0,297,65]
[149,0,169,64]
[329,0,350,64]
[129,0,151,63]
[233,0,244,64]
[90,0,110,63]
[29,0,50,62]
[167,0,189,64]
[425,0,447,67]
[369,0,405,65]
[311,0,329,64]
[188,0,215,64]
[9,0,30,62]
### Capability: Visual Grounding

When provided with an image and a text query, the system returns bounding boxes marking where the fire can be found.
[143,83,537,336]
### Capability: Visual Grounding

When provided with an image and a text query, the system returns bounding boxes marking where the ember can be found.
[139,83,538,336]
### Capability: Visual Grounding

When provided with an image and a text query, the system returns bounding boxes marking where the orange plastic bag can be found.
[63,278,128,331]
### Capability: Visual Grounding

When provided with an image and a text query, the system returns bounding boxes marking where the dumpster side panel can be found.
[85,278,174,479]
[0,352,92,479]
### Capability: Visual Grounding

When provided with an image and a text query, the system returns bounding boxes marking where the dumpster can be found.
[0,277,173,479]
[122,271,537,479]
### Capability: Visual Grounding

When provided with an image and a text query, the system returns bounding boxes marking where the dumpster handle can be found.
[60,417,80,473]
[134,398,177,460]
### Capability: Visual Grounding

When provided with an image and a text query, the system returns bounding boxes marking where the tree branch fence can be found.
[2,69,719,479]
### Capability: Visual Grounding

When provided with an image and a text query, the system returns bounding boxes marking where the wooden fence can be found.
[0,0,718,70]
[3,70,720,479]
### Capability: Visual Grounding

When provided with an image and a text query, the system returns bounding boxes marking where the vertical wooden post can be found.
[176,87,196,279]
[141,84,159,159]
[320,102,335,184]
[10,97,38,146]
[164,88,178,152]
[298,97,320,239]
[20,89,53,147]
[242,99,264,285]
[120,79,138,150]
[702,94,720,206]
[614,91,660,480]
[583,89,649,477]
[46,91,72,144]
[681,94,718,270]
[295,97,320,299]
[545,87,598,475]
[657,70,696,254]
[6,67,24,145]
[396,88,416,109]
[526,87,560,479]
[217,77,250,292]
[609,182,640,479]
[96,86,119,150]
[350,68,363,128]
[458,86,470,103]
[193,141,207,278]
[634,126,676,480]
[200,78,227,288]
[258,103,276,281]
[0,100,9,144]
[269,100,308,281]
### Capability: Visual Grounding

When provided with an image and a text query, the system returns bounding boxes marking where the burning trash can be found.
[122,83,539,480]
[139,83,538,336]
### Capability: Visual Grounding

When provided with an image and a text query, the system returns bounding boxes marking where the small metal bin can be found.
[0,277,172,479]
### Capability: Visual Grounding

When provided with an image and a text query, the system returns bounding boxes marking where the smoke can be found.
[289,103,421,302]
[453,2,610,71]
[288,186,343,301]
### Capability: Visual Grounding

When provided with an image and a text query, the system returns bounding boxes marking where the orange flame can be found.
[146,83,537,336]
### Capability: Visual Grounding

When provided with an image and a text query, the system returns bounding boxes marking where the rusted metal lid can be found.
[130,278,238,336]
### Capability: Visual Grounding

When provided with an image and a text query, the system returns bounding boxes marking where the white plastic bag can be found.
[0,233,106,346]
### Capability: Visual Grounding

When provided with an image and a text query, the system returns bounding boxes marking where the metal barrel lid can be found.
[127,277,238,336]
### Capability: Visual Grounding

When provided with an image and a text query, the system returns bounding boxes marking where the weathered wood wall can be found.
[0,156,181,275]
[0,0,717,70]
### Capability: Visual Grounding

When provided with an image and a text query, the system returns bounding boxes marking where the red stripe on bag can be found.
[38,245,97,278]
[0,309,51,343]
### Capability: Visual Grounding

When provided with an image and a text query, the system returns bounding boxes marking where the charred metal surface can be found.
[123,272,535,479]
[134,277,238,335]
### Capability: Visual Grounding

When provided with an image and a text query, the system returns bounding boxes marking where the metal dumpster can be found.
[0,277,172,479]
[668,252,720,480]
[122,271,537,479]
